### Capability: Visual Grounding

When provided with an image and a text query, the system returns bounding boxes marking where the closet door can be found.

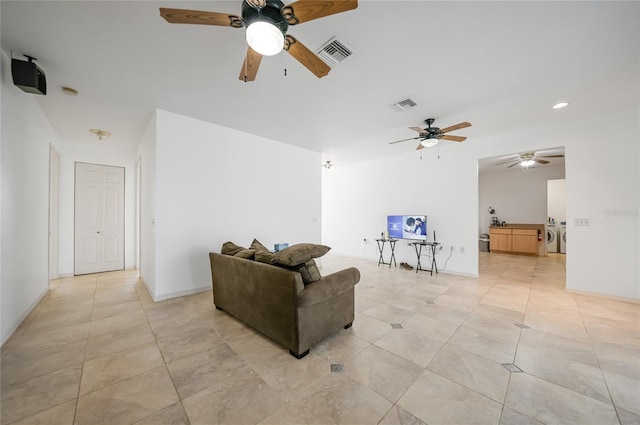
[74,162,125,275]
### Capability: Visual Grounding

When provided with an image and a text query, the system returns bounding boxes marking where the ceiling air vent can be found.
[316,37,353,66]
[391,98,419,111]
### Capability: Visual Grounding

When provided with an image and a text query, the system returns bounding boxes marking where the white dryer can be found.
[560,225,566,253]
[547,224,558,253]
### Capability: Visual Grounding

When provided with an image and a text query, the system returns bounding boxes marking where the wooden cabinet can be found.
[512,229,538,255]
[490,228,512,252]
[490,226,540,256]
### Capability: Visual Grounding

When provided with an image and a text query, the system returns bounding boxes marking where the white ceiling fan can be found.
[497,151,565,168]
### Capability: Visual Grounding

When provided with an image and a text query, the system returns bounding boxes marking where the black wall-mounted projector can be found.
[12,55,47,95]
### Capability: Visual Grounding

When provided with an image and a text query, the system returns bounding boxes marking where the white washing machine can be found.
[547,224,558,253]
[560,225,566,253]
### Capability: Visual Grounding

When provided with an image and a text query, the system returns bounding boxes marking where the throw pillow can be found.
[255,250,275,264]
[221,241,245,256]
[233,248,258,259]
[294,259,322,284]
[250,238,270,252]
[272,243,331,266]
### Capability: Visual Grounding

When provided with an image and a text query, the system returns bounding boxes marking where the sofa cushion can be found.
[256,250,321,284]
[251,238,270,252]
[221,241,245,256]
[293,259,322,284]
[272,243,331,266]
[234,248,258,259]
[255,250,275,264]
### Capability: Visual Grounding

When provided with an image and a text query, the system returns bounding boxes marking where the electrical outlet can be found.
[575,218,590,226]
[459,246,465,253]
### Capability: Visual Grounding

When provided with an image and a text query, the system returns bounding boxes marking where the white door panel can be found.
[75,163,125,275]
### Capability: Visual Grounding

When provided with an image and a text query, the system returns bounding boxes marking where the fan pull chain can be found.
[283,52,288,77]
[243,56,248,83]
[437,141,440,159]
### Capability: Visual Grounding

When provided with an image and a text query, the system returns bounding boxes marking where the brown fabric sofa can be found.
[209,252,360,358]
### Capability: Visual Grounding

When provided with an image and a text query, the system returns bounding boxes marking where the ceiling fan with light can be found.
[159,0,358,82]
[497,151,565,168]
[389,118,472,150]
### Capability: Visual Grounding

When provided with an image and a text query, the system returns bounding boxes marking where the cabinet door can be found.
[491,232,512,251]
[512,230,538,254]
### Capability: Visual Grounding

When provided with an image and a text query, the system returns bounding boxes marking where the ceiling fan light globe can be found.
[521,159,535,167]
[420,138,439,148]
[246,21,284,56]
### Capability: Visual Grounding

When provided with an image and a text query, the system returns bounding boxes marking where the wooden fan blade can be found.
[533,158,549,164]
[159,8,244,27]
[416,143,425,150]
[537,155,564,158]
[389,136,419,145]
[239,47,263,82]
[441,135,466,142]
[284,35,330,78]
[409,126,427,135]
[281,0,357,25]
[495,159,518,166]
[507,162,520,168]
[440,122,471,134]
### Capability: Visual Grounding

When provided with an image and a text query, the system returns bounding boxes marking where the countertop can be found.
[490,223,545,230]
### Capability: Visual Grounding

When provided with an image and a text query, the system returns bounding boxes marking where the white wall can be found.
[145,110,322,300]
[324,107,639,300]
[478,166,565,234]
[547,179,566,224]
[1,50,60,343]
[564,108,639,300]
[57,139,138,276]
[322,148,480,277]
[138,113,157,298]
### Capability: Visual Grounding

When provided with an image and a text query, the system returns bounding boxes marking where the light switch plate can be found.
[575,218,590,226]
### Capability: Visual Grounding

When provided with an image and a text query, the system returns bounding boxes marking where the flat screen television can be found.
[387,215,427,240]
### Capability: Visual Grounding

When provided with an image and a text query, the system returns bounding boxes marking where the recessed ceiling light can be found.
[61,86,78,96]
[552,102,569,109]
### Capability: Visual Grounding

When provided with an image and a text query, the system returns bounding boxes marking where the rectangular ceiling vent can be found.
[316,37,353,66]
[391,98,419,112]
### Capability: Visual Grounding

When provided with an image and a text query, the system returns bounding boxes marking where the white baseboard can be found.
[566,288,640,304]
[1,286,49,346]
[152,285,211,302]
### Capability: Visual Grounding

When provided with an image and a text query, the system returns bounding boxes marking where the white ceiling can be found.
[2,1,638,165]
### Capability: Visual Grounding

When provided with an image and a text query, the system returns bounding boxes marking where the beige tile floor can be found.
[1,253,639,425]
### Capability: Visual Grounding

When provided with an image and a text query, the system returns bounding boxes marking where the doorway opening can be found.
[477,147,566,282]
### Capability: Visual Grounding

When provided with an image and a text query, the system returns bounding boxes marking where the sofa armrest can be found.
[298,267,360,308]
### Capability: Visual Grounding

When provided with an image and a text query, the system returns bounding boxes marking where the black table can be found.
[411,241,440,275]
[375,238,397,268]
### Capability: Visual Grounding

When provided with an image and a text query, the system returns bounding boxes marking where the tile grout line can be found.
[72,272,99,425]
[573,292,623,424]
[134,280,193,425]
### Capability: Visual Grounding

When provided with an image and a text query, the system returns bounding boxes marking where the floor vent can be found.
[317,37,353,66]
[330,364,344,373]
[391,97,419,111]
[502,363,523,373]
